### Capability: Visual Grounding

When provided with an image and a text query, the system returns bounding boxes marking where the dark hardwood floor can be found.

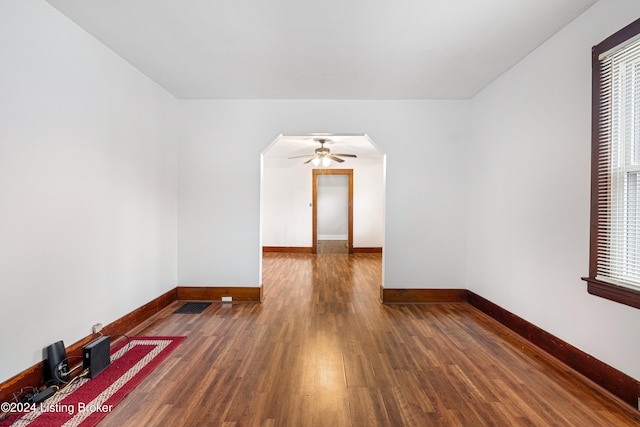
[99,253,640,426]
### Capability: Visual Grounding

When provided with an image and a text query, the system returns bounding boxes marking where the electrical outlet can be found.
[221,296,232,302]
[92,323,103,334]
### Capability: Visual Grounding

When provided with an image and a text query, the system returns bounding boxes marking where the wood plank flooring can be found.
[98,253,640,426]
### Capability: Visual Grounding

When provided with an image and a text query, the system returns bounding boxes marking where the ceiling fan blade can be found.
[288,138,358,164]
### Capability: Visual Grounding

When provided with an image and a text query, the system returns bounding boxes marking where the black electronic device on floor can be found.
[82,336,111,378]
[43,340,69,384]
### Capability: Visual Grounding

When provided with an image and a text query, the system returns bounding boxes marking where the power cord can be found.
[12,386,37,403]
[54,355,83,384]
[109,334,131,361]
[55,368,90,396]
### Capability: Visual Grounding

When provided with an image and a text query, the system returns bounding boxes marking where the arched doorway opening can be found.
[259,133,386,296]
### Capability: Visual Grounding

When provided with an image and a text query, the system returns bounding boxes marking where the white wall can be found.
[352,158,386,247]
[178,100,470,289]
[0,0,178,383]
[261,157,384,247]
[317,174,349,239]
[467,0,640,380]
[261,158,314,247]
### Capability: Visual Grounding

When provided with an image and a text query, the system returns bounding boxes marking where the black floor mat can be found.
[173,302,212,314]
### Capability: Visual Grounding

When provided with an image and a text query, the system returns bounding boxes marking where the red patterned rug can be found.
[1,336,185,427]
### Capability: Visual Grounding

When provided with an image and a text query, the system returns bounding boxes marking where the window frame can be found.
[583,18,640,309]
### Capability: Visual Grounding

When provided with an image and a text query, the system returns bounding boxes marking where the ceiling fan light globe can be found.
[322,157,331,167]
[312,157,321,166]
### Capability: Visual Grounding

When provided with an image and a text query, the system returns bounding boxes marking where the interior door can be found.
[312,169,353,254]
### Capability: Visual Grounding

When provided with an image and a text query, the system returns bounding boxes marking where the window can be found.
[584,18,640,309]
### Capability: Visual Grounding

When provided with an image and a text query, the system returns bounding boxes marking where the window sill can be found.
[581,277,640,309]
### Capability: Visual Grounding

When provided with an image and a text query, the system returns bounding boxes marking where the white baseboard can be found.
[317,235,348,240]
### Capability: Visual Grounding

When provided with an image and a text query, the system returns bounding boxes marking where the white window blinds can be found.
[596,37,640,291]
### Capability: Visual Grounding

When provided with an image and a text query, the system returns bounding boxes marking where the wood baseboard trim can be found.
[353,247,383,254]
[0,288,178,405]
[263,246,313,253]
[380,287,467,303]
[466,290,640,409]
[177,286,263,302]
[263,246,382,254]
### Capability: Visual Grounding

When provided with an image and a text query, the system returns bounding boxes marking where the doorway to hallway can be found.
[312,169,353,254]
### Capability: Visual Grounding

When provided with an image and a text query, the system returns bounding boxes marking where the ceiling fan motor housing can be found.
[315,146,330,156]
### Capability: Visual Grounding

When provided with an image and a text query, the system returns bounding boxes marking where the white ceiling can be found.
[264,134,383,161]
[45,0,598,100]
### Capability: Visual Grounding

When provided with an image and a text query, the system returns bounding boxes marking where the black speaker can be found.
[83,336,111,378]
[43,341,69,384]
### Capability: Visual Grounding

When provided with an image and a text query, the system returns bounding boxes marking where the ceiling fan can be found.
[288,138,357,166]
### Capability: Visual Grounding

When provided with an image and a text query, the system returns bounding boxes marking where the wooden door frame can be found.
[312,169,354,254]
